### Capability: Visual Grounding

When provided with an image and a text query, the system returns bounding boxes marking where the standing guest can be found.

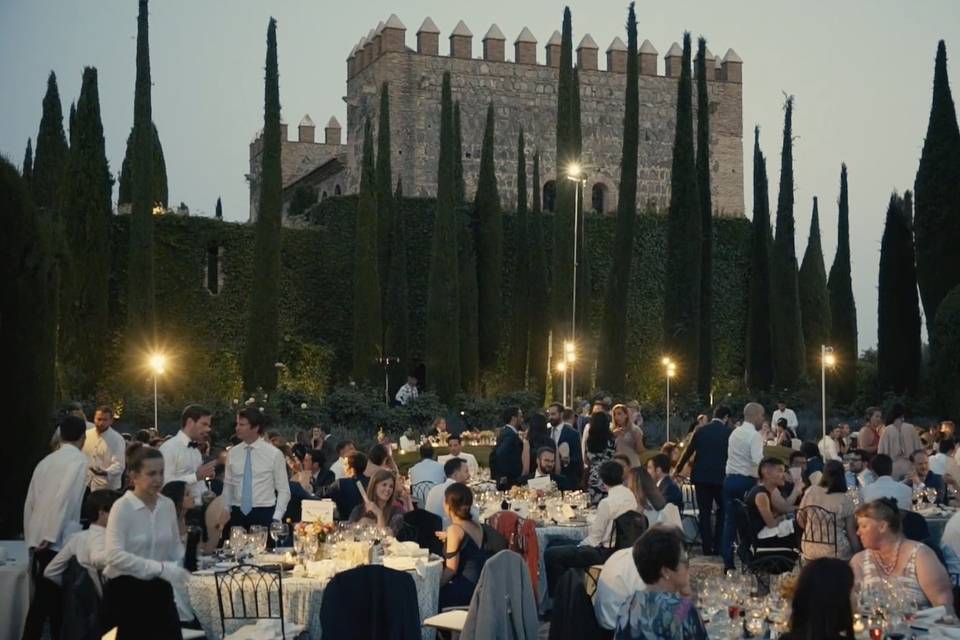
[329,440,357,480]
[222,408,290,536]
[409,442,446,487]
[44,490,121,585]
[797,460,860,560]
[818,424,844,462]
[878,403,923,480]
[425,458,471,529]
[550,405,584,486]
[395,373,419,406]
[310,425,337,473]
[159,405,217,504]
[859,407,884,455]
[438,435,480,477]
[349,469,410,535]
[673,405,733,556]
[611,404,644,467]
[646,454,683,511]
[771,400,799,436]
[83,405,127,491]
[439,483,488,609]
[22,416,89,640]
[779,558,856,640]
[101,448,187,639]
[613,526,708,640]
[861,453,913,510]
[521,414,555,474]
[490,407,525,489]
[720,402,766,571]
[519,447,573,491]
[903,449,945,503]
[583,412,618,506]
[744,458,799,550]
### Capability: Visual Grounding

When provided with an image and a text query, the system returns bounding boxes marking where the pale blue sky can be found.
[2,1,958,350]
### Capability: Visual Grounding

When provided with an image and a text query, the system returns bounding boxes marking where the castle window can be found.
[543,181,557,212]
[334,184,342,195]
[592,183,608,214]
[321,191,328,200]
[205,244,223,295]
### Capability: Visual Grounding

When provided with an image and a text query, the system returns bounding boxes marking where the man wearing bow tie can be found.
[159,404,217,503]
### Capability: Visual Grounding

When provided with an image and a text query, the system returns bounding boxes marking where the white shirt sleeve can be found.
[750,431,764,466]
[162,440,198,487]
[36,456,88,548]
[43,533,81,585]
[104,501,163,580]
[583,498,611,548]
[222,448,236,508]
[272,449,291,521]
[104,431,126,488]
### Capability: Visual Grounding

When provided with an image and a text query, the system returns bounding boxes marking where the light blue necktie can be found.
[240,446,254,515]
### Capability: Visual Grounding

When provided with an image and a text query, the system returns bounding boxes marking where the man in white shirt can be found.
[771,401,798,433]
[544,461,637,596]
[83,405,127,491]
[409,442,446,503]
[22,416,89,640]
[44,489,120,585]
[930,438,960,495]
[438,435,479,477]
[593,546,644,630]
[721,402,766,572]
[329,440,357,480]
[159,404,218,504]
[861,453,913,510]
[425,458,471,528]
[395,374,419,406]
[223,408,291,538]
[818,424,843,462]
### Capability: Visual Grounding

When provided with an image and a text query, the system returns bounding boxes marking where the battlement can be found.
[347,14,743,84]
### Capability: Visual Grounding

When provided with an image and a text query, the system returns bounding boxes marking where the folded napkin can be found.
[386,541,428,557]
[223,619,306,640]
[295,559,351,581]
[915,605,947,620]
[382,556,427,576]
[757,520,795,540]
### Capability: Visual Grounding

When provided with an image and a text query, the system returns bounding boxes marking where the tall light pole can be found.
[566,163,587,404]
[556,361,568,408]
[821,345,837,441]
[564,340,576,407]
[375,355,400,405]
[149,353,166,429]
[662,357,676,443]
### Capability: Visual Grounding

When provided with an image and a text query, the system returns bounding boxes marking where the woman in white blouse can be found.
[101,447,186,639]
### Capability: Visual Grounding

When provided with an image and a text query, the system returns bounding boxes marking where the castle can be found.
[247,14,745,223]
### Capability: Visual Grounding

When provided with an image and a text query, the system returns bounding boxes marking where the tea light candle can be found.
[852,615,864,634]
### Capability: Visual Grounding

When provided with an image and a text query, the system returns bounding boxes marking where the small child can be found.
[44,489,121,584]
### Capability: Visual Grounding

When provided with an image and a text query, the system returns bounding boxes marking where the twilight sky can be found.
[2,0,958,350]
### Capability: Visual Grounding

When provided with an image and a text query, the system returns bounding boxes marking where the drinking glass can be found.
[229,527,246,560]
[249,525,268,554]
[293,531,306,562]
[270,522,288,548]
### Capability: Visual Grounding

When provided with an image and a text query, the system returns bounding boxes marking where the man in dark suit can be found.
[490,407,524,489]
[672,405,734,555]
[647,454,683,510]
[519,447,573,491]
[548,403,583,489]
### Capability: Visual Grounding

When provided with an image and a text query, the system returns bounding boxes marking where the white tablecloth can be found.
[188,558,442,640]
[535,524,590,612]
[0,541,30,640]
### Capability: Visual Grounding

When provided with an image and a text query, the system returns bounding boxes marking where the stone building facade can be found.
[248,14,745,221]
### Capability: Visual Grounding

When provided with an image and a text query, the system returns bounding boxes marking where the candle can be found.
[852,616,865,634]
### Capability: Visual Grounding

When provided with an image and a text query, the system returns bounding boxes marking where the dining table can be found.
[0,541,31,640]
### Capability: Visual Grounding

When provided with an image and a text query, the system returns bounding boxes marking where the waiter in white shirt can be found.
[22,416,89,640]
[771,401,799,433]
[159,404,217,504]
[223,408,291,538]
[83,405,127,491]
[721,402,767,572]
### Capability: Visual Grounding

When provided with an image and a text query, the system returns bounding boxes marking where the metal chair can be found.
[411,480,437,507]
[680,481,702,549]
[214,564,287,639]
[797,504,839,561]
[731,499,797,595]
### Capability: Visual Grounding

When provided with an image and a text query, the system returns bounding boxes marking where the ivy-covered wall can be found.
[108,196,751,409]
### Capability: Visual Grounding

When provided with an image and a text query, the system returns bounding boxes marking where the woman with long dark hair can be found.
[585,412,617,506]
[525,413,555,473]
[797,460,859,560]
[780,558,855,640]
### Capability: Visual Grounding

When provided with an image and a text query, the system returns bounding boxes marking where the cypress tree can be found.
[384,176,409,386]
[31,71,69,211]
[118,122,168,208]
[770,96,806,388]
[695,36,713,401]
[597,3,638,395]
[663,32,702,393]
[0,158,58,537]
[375,82,393,300]
[215,196,223,219]
[453,101,479,394]
[242,17,283,393]
[915,40,960,334]
[827,164,858,403]
[22,138,33,183]
[475,102,503,371]
[571,67,591,379]
[746,127,774,390]
[425,72,461,401]
[798,197,832,376]
[931,285,960,418]
[452,103,465,207]
[878,192,922,395]
[60,67,113,399]
[352,119,383,386]
[68,102,76,149]
[127,0,157,342]
[528,151,551,401]
[507,127,530,389]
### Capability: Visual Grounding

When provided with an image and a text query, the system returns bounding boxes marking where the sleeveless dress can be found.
[859,543,930,609]
[586,439,616,506]
[439,529,488,609]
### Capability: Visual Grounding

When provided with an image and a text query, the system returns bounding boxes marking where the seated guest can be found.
[779,558,856,640]
[745,458,799,549]
[593,546,644,631]
[328,440,357,480]
[544,461,637,596]
[519,447,572,491]
[161,481,196,541]
[771,417,797,448]
[349,469,411,535]
[439,483,488,609]
[427,416,451,439]
[318,451,371,521]
[438,435,480,477]
[800,442,824,485]
[850,498,955,613]
[941,509,960,576]
[818,424,843,462]
[200,495,230,555]
[614,526,708,640]
[929,438,960,495]
[846,449,873,489]
[861,453,913,510]
[284,463,316,523]
[626,467,667,522]
[409,442,446,488]
[369,443,399,475]
[646,454,683,511]
[781,450,808,505]
[425,458,471,529]
[44,489,121,585]
[796,460,860,560]
[903,448,945,503]
[101,448,187,639]
[302,449,335,492]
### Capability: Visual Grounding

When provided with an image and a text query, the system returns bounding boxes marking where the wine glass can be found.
[270,522,288,548]
[229,527,246,561]
[293,530,306,563]
[249,525,268,555]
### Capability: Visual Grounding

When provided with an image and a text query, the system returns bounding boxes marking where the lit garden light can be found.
[565,162,588,407]
[663,357,677,442]
[148,352,167,430]
[821,345,837,440]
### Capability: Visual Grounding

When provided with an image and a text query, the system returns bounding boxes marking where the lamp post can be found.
[556,361,568,408]
[662,357,676,442]
[821,345,837,441]
[375,355,400,405]
[563,340,576,407]
[149,353,166,429]
[566,163,587,402]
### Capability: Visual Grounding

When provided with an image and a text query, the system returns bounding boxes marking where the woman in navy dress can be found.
[438,483,488,609]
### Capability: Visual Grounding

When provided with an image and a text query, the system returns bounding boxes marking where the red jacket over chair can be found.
[485,510,541,599]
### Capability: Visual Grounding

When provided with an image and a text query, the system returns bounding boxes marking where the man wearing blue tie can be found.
[223,408,290,540]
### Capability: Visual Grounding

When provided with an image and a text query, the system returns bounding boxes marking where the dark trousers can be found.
[100,576,182,640]
[544,544,609,597]
[225,505,276,547]
[722,474,758,570]
[22,547,62,640]
[694,482,724,555]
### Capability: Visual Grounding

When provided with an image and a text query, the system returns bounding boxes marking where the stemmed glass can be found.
[293,530,306,564]
[229,527,247,561]
[249,525,268,555]
[270,522,289,548]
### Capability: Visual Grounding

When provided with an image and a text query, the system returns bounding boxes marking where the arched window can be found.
[334,184,342,196]
[592,183,608,214]
[543,180,557,212]
[205,245,222,295]
[321,190,328,200]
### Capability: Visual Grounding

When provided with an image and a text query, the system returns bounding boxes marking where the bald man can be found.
[720,402,767,571]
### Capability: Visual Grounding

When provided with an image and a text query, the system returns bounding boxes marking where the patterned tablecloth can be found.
[535,523,591,613]
[0,541,30,640]
[188,558,442,640]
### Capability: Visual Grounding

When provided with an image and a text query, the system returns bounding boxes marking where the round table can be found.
[188,558,442,640]
[0,541,30,640]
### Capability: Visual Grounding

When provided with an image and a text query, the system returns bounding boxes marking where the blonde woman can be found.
[612,404,644,467]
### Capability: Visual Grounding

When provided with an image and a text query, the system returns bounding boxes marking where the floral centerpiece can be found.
[295,520,335,544]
